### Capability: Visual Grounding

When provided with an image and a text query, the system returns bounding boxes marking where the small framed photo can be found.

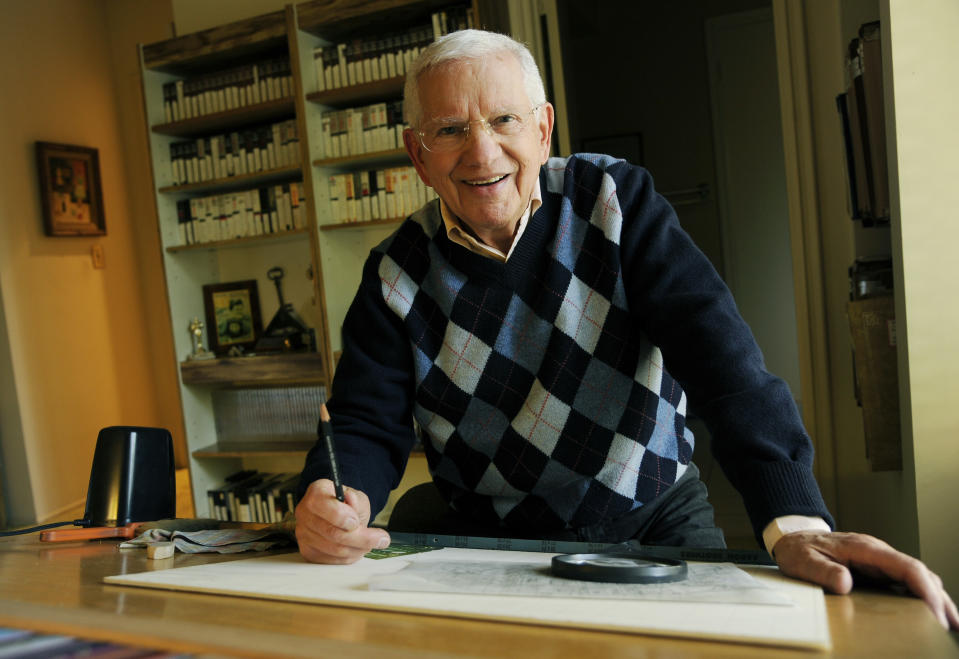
[35,141,106,237]
[202,280,263,355]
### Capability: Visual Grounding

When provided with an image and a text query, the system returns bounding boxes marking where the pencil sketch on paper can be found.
[369,560,793,606]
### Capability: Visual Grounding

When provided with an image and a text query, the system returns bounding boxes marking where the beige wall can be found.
[784,0,958,595]
[794,0,920,552]
[0,0,176,525]
[884,0,959,596]
[170,0,287,34]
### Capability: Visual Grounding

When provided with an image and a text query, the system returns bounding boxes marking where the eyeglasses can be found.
[415,105,543,153]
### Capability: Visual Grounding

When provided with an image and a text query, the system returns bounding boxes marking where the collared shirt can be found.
[440,180,543,262]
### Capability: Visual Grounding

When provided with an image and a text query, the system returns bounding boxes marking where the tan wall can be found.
[0,0,175,525]
[795,0,958,595]
[170,0,288,34]
[884,0,959,596]
[798,0,920,554]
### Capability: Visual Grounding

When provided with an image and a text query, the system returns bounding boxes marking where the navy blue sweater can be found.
[300,154,833,542]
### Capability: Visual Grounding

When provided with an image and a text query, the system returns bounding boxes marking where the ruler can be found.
[387,532,776,566]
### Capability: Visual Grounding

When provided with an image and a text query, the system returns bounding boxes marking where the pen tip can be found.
[320,403,330,422]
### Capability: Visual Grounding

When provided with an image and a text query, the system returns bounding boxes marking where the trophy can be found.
[187,317,215,361]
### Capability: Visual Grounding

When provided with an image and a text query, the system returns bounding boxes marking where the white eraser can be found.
[146,541,175,560]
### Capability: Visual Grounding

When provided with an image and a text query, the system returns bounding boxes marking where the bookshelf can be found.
[139,0,477,517]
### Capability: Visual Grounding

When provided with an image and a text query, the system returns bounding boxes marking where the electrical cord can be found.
[0,519,87,536]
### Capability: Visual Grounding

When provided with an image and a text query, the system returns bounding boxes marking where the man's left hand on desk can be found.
[772,530,959,631]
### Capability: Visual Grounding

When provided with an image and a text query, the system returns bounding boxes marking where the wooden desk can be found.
[0,534,955,658]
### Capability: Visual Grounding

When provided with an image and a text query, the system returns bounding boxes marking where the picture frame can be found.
[202,280,263,355]
[35,141,106,237]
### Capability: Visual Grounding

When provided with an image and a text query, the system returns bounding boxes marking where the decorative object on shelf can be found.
[187,317,216,361]
[35,141,106,237]
[255,266,315,353]
[202,279,263,355]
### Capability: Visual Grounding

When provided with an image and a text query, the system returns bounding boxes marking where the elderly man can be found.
[295,29,957,630]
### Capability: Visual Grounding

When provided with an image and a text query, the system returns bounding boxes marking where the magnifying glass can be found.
[551,552,688,584]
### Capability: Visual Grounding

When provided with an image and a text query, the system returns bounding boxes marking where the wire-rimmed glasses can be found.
[415,104,543,153]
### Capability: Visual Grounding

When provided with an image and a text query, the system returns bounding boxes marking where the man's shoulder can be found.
[372,199,443,256]
[544,153,647,195]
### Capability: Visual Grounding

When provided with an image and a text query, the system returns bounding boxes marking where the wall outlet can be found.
[91,244,105,269]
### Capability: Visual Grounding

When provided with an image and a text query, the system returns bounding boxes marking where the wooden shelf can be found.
[137,0,477,518]
[306,76,404,108]
[297,0,453,40]
[166,228,310,253]
[180,352,325,387]
[192,438,315,458]
[313,147,408,170]
[320,217,403,231]
[151,98,296,138]
[142,10,288,73]
[158,165,302,195]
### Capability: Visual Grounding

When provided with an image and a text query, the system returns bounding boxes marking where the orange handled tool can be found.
[39,522,144,542]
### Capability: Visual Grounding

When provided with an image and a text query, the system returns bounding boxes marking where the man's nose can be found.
[467,118,496,138]
[462,119,499,153]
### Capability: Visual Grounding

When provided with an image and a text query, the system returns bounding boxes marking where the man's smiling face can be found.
[403,52,553,252]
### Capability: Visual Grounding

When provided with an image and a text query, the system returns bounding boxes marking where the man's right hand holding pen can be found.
[295,403,391,564]
[294,478,391,564]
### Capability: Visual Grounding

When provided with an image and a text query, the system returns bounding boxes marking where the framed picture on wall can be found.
[35,141,106,237]
[202,280,263,355]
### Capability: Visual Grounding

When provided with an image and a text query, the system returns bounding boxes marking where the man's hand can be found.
[773,530,959,630]
[294,479,391,564]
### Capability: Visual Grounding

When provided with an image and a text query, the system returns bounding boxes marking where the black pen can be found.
[319,403,345,502]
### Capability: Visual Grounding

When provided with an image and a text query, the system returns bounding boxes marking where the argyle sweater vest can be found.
[304,154,834,540]
[373,156,695,531]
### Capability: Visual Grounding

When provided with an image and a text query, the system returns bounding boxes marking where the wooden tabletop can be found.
[0,534,955,658]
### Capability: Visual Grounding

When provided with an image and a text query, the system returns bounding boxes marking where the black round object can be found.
[551,552,688,584]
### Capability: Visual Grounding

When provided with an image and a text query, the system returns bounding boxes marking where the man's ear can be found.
[538,102,555,162]
[403,128,432,186]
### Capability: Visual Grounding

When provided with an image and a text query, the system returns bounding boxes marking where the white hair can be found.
[403,29,547,127]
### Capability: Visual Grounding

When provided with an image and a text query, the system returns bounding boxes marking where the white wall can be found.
[0,0,175,525]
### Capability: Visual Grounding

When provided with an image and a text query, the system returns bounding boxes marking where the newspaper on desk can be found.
[369,558,794,605]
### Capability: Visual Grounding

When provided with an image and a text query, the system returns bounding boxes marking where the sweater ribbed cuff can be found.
[737,460,834,545]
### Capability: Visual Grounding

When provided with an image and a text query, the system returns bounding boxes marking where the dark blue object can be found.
[82,426,175,527]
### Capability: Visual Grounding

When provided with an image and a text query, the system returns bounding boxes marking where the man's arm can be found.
[609,158,831,534]
[296,250,417,563]
[607,158,956,629]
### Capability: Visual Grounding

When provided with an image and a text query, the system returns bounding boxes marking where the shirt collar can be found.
[441,178,543,262]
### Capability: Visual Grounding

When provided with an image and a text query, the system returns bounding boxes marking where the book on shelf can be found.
[312,6,474,93]
[206,470,302,522]
[166,119,299,187]
[318,100,404,160]
[161,56,292,124]
[858,21,888,222]
[174,182,304,245]
[838,20,888,225]
[206,469,256,521]
[325,164,435,224]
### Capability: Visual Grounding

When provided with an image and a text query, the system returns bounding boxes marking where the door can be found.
[702,7,800,547]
